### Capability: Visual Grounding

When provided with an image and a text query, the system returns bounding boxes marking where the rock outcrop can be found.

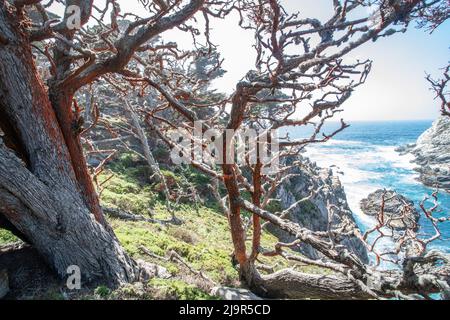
[210,287,263,300]
[397,116,450,192]
[360,189,420,231]
[268,156,369,263]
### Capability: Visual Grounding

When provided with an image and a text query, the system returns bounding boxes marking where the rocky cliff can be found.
[360,189,420,231]
[397,116,450,192]
[267,156,369,263]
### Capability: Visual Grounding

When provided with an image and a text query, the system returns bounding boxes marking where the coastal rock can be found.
[395,143,416,155]
[268,156,369,263]
[0,269,8,299]
[360,189,420,230]
[400,116,450,192]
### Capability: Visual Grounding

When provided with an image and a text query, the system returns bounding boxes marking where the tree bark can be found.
[0,3,136,286]
[48,88,107,226]
[241,264,370,300]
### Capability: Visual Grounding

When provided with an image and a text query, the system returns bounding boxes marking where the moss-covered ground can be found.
[0,153,330,300]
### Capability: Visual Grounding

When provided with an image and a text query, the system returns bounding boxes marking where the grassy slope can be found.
[0,153,330,300]
[99,154,330,299]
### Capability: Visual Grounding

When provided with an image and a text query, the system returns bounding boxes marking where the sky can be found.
[199,1,450,121]
[279,1,450,121]
[49,0,450,121]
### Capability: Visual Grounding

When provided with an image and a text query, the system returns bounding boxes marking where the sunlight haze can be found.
[52,0,450,121]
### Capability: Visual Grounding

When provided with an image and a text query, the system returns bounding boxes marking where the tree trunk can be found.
[253,268,370,300]
[48,88,107,226]
[234,230,370,299]
[0,3,136,286]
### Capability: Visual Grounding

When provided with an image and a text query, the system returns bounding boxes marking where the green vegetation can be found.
[148,279,216,300]
[94,286,112,298]
[0,229,18,245]
[298,199,318,215]
[100,153,158,215]
[0,153,331,299]
[99,156,331,296]
[110,204,240,285]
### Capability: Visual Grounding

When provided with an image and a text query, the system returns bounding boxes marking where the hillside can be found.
[0,153,330,300]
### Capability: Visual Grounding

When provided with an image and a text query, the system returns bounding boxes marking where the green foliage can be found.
[160,169,181,183]
[102,188,156,216]
[265,200,282,214]
[94,286,111,298]
[180,166,211,187]
[0,229,19,245]
[149,279,217,300]
[152,146,170,161]
[98,154,333,299]
[112,153,142,171]
[113,283,152,300]
[111,204,239,284]
[99,160,157,215]
[298,199,318,215]
[168,227,199,244]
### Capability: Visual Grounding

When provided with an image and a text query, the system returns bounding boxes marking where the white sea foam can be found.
[319,139,368,146]
[304,146,384,185]
[374,145,416,170]
[301,128,450,257]
[400,173,420,185]
[304,140,417,265]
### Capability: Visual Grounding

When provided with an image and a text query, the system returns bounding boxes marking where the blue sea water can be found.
[287,120,450,254]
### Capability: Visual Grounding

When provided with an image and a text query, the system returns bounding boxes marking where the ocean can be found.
[287,120,450,255]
